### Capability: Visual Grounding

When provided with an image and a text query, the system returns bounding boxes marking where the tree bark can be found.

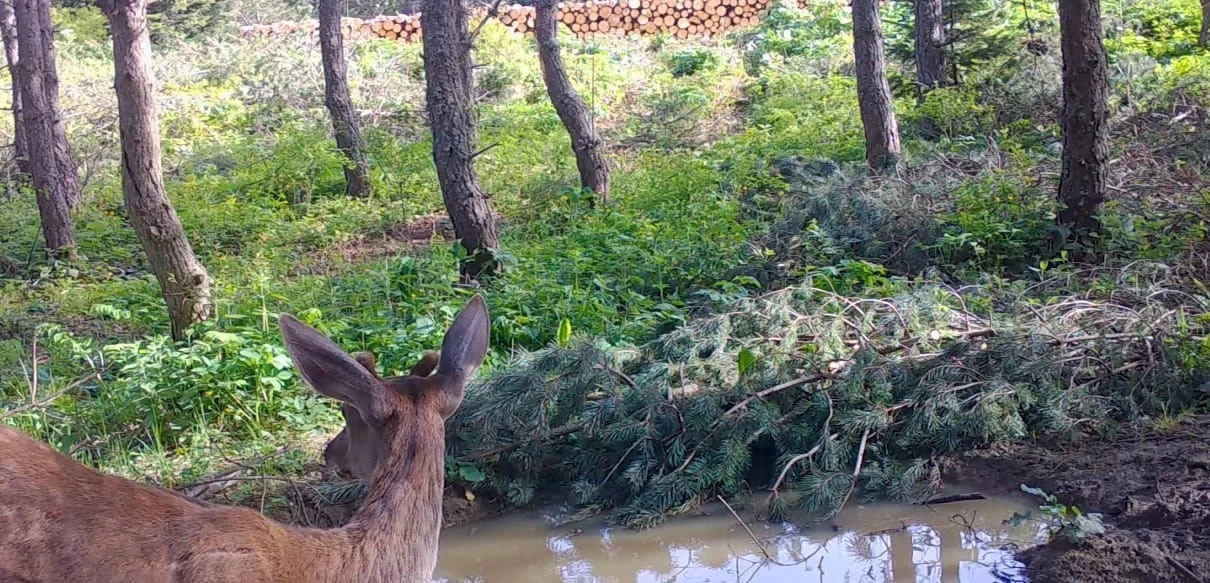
[1057,0,1110,240]
[1,0,28,177]
[852,0,901,172]
[1200,0,1209,47]
[914,0,945,140]
[422,0,501,279]
[101,0,214,340]
[318,0,372,199]
[535,0,609,204]
[13,0,78,255]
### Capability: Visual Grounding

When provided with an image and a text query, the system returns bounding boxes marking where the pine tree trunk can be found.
[13,0,78,255]
[422,0,501,279]
[318,0,372,199]
[102,0,214,341]
[914,0,945,140]
[1,0,28,177]
[1057,0,1110,240]
[1200,0,1209,47]
[852,0,901,172]
[535,0,610,204]
[23,0,80,209]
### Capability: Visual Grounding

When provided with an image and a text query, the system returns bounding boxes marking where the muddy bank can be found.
[941,415,1210,583]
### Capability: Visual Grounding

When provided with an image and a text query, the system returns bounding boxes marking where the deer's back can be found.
[0,425,338,583]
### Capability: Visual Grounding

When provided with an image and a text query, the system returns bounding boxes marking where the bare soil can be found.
[333,212,455,266]
[941,415,1210,583]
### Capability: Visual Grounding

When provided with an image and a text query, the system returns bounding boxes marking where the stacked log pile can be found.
[238,0,812,43]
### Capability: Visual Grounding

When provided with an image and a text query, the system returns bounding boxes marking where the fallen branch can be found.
[671,372,831,476]
[920,492,986,506]
[1165,555,1206,583]
[458,421,586,462]
[765,432,841,499]
[2,369,106,421]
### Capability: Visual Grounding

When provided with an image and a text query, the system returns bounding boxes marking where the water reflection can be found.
[434,492,1048,583]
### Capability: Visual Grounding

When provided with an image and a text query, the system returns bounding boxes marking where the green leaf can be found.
[557,318,573,348]
[458,465,486,483]
[1020,484,1048,499]
[737,348,757,376]
[1004,510,1033,527]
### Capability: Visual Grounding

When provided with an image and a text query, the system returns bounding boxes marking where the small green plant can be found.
[667,48,718,77]
[1006,484,1107,544]
[446,458,488,484]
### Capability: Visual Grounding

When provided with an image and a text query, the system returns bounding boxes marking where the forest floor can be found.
[942,415,1210,583]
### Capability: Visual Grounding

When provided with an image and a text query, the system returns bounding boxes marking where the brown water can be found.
[433,489,1049,583]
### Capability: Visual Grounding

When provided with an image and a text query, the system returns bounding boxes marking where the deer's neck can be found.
[341,413,446,583]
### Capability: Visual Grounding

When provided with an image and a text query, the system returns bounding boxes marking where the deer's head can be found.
[279,296,490,481]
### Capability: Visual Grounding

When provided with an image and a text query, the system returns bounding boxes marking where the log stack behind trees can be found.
[239,0,813,43]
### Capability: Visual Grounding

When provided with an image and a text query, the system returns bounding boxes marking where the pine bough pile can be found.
[238,0,813,43]
[445,263,1208,528]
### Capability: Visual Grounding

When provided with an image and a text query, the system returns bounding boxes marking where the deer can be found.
[323,349,439,484]
[0,294,490,583]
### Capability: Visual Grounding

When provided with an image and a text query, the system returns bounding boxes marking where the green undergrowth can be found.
[2,0,1209,518]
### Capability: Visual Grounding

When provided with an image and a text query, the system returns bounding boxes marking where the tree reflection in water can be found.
[432,495,1045,583]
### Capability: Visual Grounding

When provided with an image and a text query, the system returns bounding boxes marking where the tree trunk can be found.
[101,0,214,341]
[24,0,80,209]
[914,0,945,140]
[422,0,501,279]
[1057,0,1110,240]
[852,0,901,172]
[318,0,372,199]
[1200,0,1209,47]
[1,0,28,177]
[13,0,78,255]
[535,0,610,204]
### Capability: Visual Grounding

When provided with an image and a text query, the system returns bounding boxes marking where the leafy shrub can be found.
[148,0,233,43]
[737,0,851,76]
[727,71,870,166]
[1152,55,1210,106]
[932,171,1059,270]
[1104,0,1204,61]
[667,48,718,77]
[908,87,996,139]
[51,6,111,45]
[4,322,336,460]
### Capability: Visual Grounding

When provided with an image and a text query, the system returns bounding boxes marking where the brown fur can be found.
[0,295,491,583]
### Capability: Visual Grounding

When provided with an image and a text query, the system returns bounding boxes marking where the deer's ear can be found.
[352,352,379,377]
[279,314,388,421]
[436,295,490,384]
[410,351,440,378]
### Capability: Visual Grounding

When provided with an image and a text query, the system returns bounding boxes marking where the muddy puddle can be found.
[434,487,1050,582]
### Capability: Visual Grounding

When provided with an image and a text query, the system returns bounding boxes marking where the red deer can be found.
[0,295,490,583]
[324,350,440,483]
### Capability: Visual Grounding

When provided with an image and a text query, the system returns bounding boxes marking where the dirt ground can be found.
[941,415,1210,583]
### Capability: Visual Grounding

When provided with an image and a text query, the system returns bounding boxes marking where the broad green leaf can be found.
[738,348,757,376]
